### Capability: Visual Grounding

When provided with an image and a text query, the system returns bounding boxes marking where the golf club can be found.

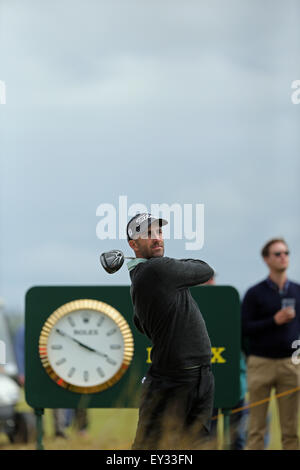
[100,249,134,274]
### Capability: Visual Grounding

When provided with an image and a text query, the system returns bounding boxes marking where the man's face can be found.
[129,224,164,259]
[264,241,290,273]
[203,276,216,286]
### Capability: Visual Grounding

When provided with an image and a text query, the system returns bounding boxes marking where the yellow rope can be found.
[212,385,300,420]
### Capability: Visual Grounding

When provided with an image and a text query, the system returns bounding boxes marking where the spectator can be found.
[242,238,300,450]
[65,408,89,436]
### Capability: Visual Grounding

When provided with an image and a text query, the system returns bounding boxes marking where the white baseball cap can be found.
[126,213,168,241]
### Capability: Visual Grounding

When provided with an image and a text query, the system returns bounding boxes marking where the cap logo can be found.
[136,213,151,224]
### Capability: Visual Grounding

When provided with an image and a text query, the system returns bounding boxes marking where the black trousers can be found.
[132,365,215,450]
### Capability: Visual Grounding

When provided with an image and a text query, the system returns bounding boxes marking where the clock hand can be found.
[55,328,114,360]
[55,328,94,351]
[76,339,107,356]
[55,328,108,356]
[78,343,116,362]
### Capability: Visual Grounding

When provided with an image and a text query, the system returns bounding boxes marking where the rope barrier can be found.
[212,385,300,420]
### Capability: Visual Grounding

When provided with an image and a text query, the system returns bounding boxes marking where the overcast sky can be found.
[0,0,300,313]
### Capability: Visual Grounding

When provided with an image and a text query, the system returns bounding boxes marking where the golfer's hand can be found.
[274,307,296,325]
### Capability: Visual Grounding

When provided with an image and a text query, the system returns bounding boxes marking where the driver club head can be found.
[100,250,126,274]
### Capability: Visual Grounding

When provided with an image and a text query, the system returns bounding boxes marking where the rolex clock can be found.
[38,299,134,394]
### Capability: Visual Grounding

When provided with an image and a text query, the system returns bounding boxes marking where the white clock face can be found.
[39,300,134,393]
[47,309,124,388]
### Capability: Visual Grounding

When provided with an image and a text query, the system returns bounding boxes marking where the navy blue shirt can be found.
[242,278,300,358]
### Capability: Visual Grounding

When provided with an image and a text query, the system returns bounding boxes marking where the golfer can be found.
[127,213,215,450]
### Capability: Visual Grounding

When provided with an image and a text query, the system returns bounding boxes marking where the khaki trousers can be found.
[246,355,300,450]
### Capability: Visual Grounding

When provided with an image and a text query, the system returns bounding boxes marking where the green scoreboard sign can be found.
[25,286,240,410]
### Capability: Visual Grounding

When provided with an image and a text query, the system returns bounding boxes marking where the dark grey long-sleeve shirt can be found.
[129,256,214,375]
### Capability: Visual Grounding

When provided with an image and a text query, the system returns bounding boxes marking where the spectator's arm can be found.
[242,289,275,335]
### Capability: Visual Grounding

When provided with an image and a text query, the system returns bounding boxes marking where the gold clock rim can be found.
[38,299,134,394]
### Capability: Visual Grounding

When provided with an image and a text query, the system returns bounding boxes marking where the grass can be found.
[0,390,298,450]
[0,406,139,450]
